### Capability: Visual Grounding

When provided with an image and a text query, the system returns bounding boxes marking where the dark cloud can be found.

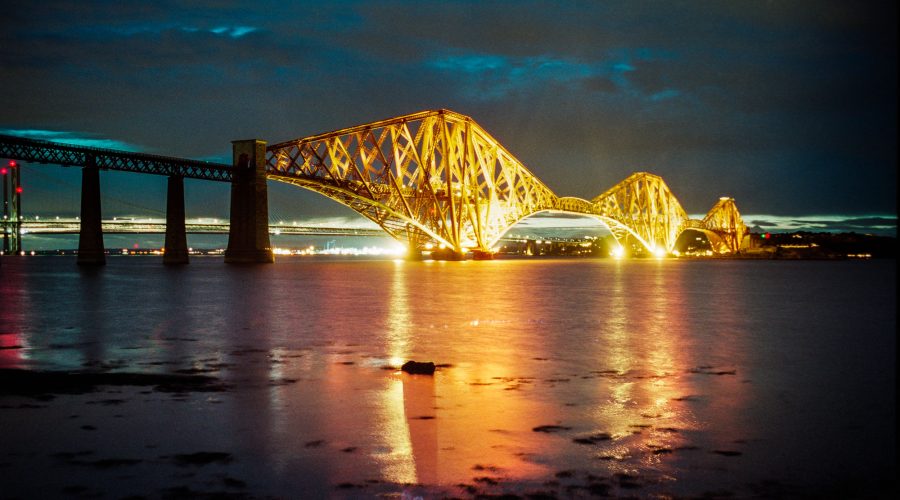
[747,220,779,227]
[746,216,896,236]
[793,217,897,231]
[1,0,896,221]
[581,75,618,93]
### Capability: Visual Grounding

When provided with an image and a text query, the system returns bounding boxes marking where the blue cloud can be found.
[0,129,143,152]
[210,26,257,38]
[104,23,258,39]
[426,49,682,103]
[430,54,507,73]
[427,53,610,100]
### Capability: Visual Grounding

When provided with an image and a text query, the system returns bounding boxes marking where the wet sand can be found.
[1,346,893,499]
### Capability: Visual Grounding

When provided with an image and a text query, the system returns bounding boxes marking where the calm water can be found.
[0,256,896,498]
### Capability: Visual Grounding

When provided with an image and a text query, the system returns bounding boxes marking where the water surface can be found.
[0,257,895,497]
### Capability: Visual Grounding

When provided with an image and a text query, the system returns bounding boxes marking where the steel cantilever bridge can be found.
[266,109,746,256]
[2,108,746,260]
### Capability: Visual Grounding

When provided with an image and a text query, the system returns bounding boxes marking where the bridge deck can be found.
[1,134,232,181]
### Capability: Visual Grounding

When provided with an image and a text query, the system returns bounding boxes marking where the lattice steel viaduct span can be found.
[1,109,746,264]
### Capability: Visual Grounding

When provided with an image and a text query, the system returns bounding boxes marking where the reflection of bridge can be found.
[2,109,746,264]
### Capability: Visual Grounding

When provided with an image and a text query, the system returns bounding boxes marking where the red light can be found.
[7,160,16,167]
[16,186,23,193]
[0,168,7,175]
[763,232,770,239]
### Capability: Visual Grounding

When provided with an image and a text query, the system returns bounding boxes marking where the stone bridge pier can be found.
[77,155,105,265]
[225,139,273,264]
[76,158,192,266]
[163,176,189,265]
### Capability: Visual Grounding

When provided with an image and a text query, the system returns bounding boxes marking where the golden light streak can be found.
[377,260,418,484]
[378,377,418,484]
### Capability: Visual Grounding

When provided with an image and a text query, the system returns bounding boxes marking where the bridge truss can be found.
[266,110,747,255]
[700,197,747,253]
[0,134,232,181]
[267,110,557,252]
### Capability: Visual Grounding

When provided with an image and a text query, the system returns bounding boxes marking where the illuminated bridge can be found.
[2,109,746,263]
[266,109,746,257]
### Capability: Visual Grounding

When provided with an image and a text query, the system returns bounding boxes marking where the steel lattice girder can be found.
[0,134,232,181]
[266,109,558,252]
[267,110,748,254]
[591,172,689,252]
[701,197,747,253]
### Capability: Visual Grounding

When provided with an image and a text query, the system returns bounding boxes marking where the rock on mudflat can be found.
[401,361,436,375]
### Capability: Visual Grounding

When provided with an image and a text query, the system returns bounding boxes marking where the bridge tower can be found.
[2,159,23,255]
[225,139,273,263]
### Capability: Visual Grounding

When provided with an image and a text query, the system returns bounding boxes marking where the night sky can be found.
[2,1,897,234]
